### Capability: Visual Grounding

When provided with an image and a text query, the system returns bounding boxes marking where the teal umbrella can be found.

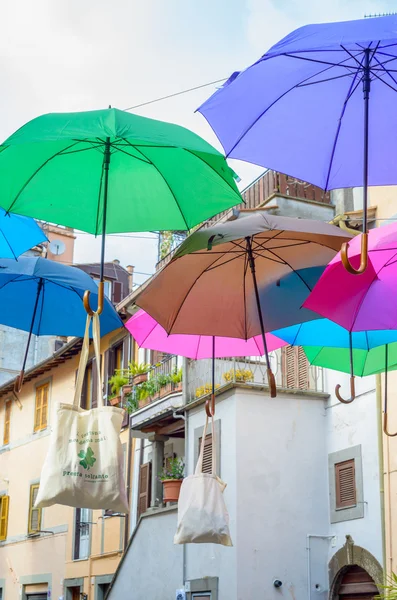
[0,108,241,313]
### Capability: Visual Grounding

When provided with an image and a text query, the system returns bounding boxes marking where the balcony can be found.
[187,348,324,403]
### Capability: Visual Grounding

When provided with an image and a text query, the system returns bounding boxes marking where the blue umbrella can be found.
[0,207,47,258]
[0,257,123,390]
[272,319,397,350]
[198,15,397,274]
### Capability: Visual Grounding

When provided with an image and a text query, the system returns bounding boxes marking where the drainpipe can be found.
[124,422,133,550]
[306,535,334,600]
[182,357,188,588]
[376,374,387,573]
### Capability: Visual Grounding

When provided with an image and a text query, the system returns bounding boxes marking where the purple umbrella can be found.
[126,309,287,415]
[198,15,397,275]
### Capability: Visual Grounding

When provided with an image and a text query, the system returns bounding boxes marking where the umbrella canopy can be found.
[273,319,397,350]
[303,344,397,378]
[0,207,47,259]
[127,309,287,359]
[198,15,397,274]
[136,212,351,338]
[0,108,240,234]
[198,15,397,190]
[136,211,351,396]
[303,221,397,332]
[0,257,122,337]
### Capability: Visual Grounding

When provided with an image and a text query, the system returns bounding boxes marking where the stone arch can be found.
[329,535,383,598]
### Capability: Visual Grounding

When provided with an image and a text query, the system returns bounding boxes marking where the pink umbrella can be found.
[126,309,287,415]
[303,221,397,405]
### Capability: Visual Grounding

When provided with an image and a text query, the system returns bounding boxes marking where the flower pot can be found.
[109,395,122,406]
[162,479,183,503]
[122,384,133,394]
[133,373,148,385]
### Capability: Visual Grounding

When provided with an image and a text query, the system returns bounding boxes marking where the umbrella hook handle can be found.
[384,413,397,437]
[335,376,356,404]
[83,281,104,316]
[14,370,24,394]
[205,394,215,418]
[340,232,368,275]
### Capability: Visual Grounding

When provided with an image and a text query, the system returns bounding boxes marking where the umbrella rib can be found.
[263,247,314,291]
[35,279,45,337]
[371,70,397,93]
[128,145,190,230]
[243,251,249,340]
[226,58,353,158]
[296,71,356,88]
[0,229,17,260]
[283,51,360,72]
[205,252,248,272]
[5,140,84,215]
[115,139,153,164]
[324,63,363,192]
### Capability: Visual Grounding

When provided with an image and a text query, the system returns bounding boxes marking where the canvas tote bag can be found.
[35,313,128,512]
[174,413,232,546]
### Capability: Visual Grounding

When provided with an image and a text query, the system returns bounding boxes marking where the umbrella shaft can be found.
[245,237,271,371]
[362,48,371,234]
[22,279,43,372]
[100,137,111,282]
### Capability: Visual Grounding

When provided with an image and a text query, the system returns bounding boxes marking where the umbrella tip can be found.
[108,104,112,109]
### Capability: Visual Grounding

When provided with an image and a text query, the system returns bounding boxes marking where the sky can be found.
[1,0,396,287]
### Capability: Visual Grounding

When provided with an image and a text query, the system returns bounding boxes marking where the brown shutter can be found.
[74,508,81,559]
[335,459,356,509]
[112,281,123,304]
[199,434,213,474]
[138,462,151,517]
[282,346,310,390]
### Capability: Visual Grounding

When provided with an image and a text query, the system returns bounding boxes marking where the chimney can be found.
[113,259,120,266]
[127,265,134,292]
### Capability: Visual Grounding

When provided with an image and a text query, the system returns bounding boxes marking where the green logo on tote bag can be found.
[78,447,96,470]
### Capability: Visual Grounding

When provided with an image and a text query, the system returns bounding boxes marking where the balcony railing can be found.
[186,349,324,402]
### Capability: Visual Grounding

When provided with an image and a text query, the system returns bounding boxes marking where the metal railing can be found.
[186,349,324,402]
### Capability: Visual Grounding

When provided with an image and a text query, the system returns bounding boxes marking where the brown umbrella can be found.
[136,211,352,398]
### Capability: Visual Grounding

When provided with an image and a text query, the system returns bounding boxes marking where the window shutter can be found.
[4,400,11,445]
[103,349,109,403]
[281,346,310,390]
[122,337,130,369]
[335,459,356,509]
[112,281,123,304]
[199,434,213,474]
[28,484,41,533]
[74,508,81,559]
[0,496,9,541]
[138,462,151,517]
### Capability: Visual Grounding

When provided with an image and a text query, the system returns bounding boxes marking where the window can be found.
[138,462,151,517]
[28,484,42,534]
[73,508,90,560]
[198,433,213,474]
[335,459,356,509]
[328,445,364,524]
[0,495,9,541]
[34,383,49,432]
[94,278,112,299]
[3,400,11,445]
[281,346,310,390]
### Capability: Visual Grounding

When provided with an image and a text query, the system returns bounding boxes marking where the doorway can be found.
[337,565,378,598]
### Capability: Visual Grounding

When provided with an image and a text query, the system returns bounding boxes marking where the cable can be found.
[123,77,227,112]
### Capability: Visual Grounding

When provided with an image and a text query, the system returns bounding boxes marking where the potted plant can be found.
[136,377,159,407]
[128,361,151,385]
[195,383,220,398]
[223,368,254,383]
[108,372,129,406]
[170,367,183,392]
[158,457,185,502]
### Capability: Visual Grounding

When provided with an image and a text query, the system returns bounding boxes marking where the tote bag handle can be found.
[73,313,103,409]
[195,413,216,476]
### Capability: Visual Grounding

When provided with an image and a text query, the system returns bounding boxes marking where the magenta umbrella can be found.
[126,309,287,415]
[303,221,397,404]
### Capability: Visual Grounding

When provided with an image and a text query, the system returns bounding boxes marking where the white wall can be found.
[324,368,383,564]
[185,390,237,599]
[235,388,329,600]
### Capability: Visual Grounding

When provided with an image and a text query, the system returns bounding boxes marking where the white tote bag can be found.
[35,313,129,512]
[174,413,232,546]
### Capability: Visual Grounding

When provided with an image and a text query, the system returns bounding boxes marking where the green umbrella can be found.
[303,343,397,435]
[0,107,241,313]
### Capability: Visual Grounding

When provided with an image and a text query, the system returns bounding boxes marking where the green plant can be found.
[156,373,172,388]
[223,368,254,383]
[125,392,139,414]
[158,457,185,481]
[195,383,220,398]
[170,367,183,385]
[108,372,128,397]
[128,361,151,377]
[375,572,397,599]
